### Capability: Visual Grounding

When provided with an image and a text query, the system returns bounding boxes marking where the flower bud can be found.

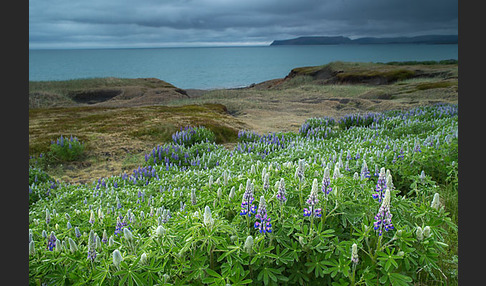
[229,187,236,201]
[108,236,115,247]
[431,193,440,209]
[123,228,133,241]
[29,240,35,255]
[113,249,123,267]
[423,226,431,238]
[244,235,253,253]
[68,238,78,253]
[416,226,423,241]
[140,253,148,265]
[203,206,214,228]
[155,225,166,237]
[351,243,359,264]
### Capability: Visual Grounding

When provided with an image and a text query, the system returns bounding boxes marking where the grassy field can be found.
[29,61,458,183]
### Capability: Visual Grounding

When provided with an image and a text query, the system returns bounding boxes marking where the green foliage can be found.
[29,104,458,285]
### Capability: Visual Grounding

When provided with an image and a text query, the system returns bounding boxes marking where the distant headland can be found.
[270,35,458,46]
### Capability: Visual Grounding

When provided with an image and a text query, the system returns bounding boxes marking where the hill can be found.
[270,35,458,45]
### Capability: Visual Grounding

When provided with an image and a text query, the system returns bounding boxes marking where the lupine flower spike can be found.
[304,179,322,218]
[373,167,387,202]
[240,179,256,217]
[254,196,272,234]
[321,167,332,197]
[276,178,287,204]
[373,188,394,236]
[204,206,214,229]
[87,230,97,261]
[351,243,359,264]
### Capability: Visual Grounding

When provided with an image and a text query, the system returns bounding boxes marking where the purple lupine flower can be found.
[321,167,332,196]
[372,167,387,202]
[87,230,97,261]
[373,188,394,236]
[114,215,128,237]
[413,139,422,153]
[47,231,57,251]
[254,196,272,234]
[276,178,287,204]
[240,179,256,217]
[360,160,370,180]
[304,179,322,218]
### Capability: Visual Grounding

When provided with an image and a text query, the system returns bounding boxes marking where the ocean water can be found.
[29,45,458,89]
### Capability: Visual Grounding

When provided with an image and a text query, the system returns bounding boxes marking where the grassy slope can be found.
[29,61,458,183]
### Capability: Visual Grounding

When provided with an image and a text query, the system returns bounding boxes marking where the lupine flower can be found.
[263,173,270,191]
[75,227,81,238]
[108,236,115,247]
[240,179,256,217]
[416,226,424,241]
[87,230,97,261]
[29,240,35,255]
[385,171,394,190]
[333,165,342,179]
[303,179,322,218]
[204,206,214,228]
[45,209,51,224]
[191,189,197,205]
[351,243,359,264]
[360,160,370,180]
[413,138,422,153]
[140,253,148,265]
[373,167,387,202]
[373,188,394,236]
[68,237,78,253]
[244,236,253,253]
[89,210,95,224]
[254,196,272,234]
[229,186,236,201]
[423,226,431,238]
[431,193,440,209]
[102,230,108,243]
[113,249,123,268]
[276,178,287,204]
[217,188,222,199]
[321,167,332,196]
[295,159,305,182]
[155,225,166,237]
[419,170,426,182]
[123,228,133,242]
[47,231,57,251]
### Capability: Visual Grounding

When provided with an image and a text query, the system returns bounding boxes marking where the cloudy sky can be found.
[29,0,458,49]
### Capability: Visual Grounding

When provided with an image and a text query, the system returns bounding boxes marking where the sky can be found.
[29,0,458,49]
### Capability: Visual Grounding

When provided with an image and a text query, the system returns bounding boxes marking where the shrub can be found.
[49,135,85,162]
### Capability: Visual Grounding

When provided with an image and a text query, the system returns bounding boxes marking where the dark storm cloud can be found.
[29,0,458,49]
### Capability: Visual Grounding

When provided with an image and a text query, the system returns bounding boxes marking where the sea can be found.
[29,44,458,90]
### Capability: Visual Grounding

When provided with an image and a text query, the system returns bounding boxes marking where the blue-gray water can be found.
[29,45,458,89]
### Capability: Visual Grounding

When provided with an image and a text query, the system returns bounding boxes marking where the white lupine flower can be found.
[217,188,222,199]
[431,193,440,209]
[416,226,424,241]
[123,228,133,241]
[140,253,148,265]
[311,178,318,195]
[29,240,35,255]
[203,206,214,228]
[113,249,123,268]
[353,172,359,180]
[423,226,431,238]
[229,186,236,201]
[244,236,253,253]
[68,238,78,253]
[108,236,115,247]
[155,225,166,237]
[351,243,359,264]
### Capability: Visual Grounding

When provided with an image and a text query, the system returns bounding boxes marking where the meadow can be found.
[28,103,458,285]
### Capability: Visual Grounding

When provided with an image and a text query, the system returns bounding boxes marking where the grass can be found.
[29,103,246,183]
